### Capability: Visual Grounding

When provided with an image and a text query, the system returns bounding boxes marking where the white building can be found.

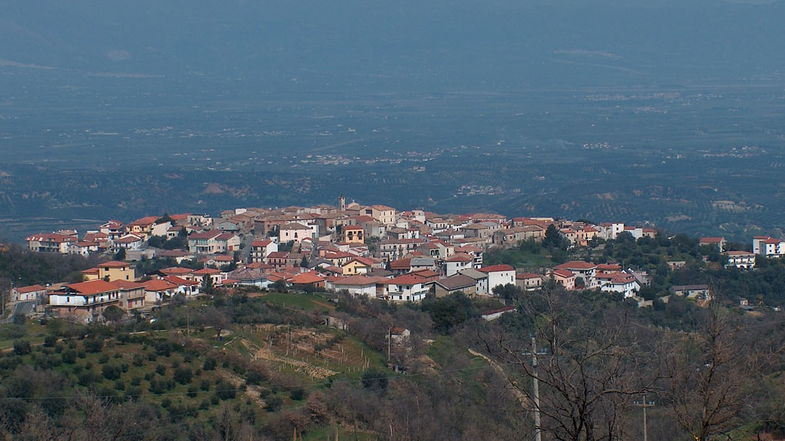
[478,265,516,295]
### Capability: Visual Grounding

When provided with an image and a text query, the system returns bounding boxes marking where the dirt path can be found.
[468,348,530,408]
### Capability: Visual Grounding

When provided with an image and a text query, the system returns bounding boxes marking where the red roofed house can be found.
[384,274,430,302]
[250,239,279,262]
[108,280,146,310]
[328,275,386,298]
[478,264,516,295]
[516,273,543,291]
[49,280,121,320]
[26,233,77,254]
[596,272,640,298]
[341,256,379,275]
[341,225,365,244]
[724,251,756,270]
[699,237,726,251]
[141,279,179,303]
[162,276,201,297]
[265,251,291,268]
[443,253,475,276]
[188,230,240,254]
[551,269,576,291]
[193,268,226,286]
[12,285,47,302]
[96,261,136,282]
[554,261,598,288]
[289,271,326,289]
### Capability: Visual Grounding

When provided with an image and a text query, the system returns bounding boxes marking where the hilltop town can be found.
[11,196,783,322]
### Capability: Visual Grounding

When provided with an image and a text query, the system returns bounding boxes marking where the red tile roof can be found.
[445,253,474,263]
[193,268,221,275]
[552,269,575,279]
[386,274,425,285]
[15,284,46,294]
[479,264,514,273]
[98,260,131,269]
[160,267,194,276]
[289,272,325,285]
[141,279,177,292]
[67,280,117,295]
[555,261,597,271]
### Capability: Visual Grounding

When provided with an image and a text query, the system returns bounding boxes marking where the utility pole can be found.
[524,335,548,441]
[634,394,656,441]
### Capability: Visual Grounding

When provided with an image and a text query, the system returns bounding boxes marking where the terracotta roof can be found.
[193,268,221,275]
[15,284,46,294]
[331,275,384,286]
[555,261,597,271]
[479,264,515,273]
[266,251,289,259]
[725,250,754,255]
[552,269,575,279]
[189,230,223,240]
[160,267,194,276]
[26,233,76,243]
[66,280,117,295]
[386,274,425,286]
[289,272,325,285]
[343,225,363,230]
[344,257,377,267]
[141,279,177,292]
[516,273,542,280]
[107,280,144,290]
[98,260,131,269]
[163,275,199,286]
[389,258,412,270]
[445,253,474,263]
[281,222,311,230]
[81,268,100,275]
[251,239,272,247]
[129,216,160,226]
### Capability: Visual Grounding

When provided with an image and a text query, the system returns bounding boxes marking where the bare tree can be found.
[479,287,656,441]
[664,307,754,441]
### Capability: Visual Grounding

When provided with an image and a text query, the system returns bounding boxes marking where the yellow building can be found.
[341,257,375,275]
[97,261,136,281]
[342,225,365,244]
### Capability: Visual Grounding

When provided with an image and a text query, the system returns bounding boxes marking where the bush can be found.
[289,387,305,401]
[155,364,166,375]
[215,381,236,400]
[265,395,283,412]
[102,365,121,381]
[202,357,217,371]
[83,339,103,353]
[132,354,145,367]
[361,369,388,392]
[187,386,198,398]
[13,340,31,356]
[43,335,57,347]
[173,367,193,385]
[61,350,77,364]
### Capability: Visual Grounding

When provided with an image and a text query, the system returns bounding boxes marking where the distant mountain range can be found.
[2,0,785,91]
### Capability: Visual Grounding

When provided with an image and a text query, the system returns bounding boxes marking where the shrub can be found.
[43,335,57,347]
[155,364,166,375]
[265,395,283,412]
[173,367,193,385]
[102,365,121,381]
[13,340,31,356]
[202,357,217,371]
[84,339,103,353]
[132,354,145,367]
[62,350,77,364]
[289,387,305,401]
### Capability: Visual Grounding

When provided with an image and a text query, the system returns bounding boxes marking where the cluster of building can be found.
[13,196,779,321]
